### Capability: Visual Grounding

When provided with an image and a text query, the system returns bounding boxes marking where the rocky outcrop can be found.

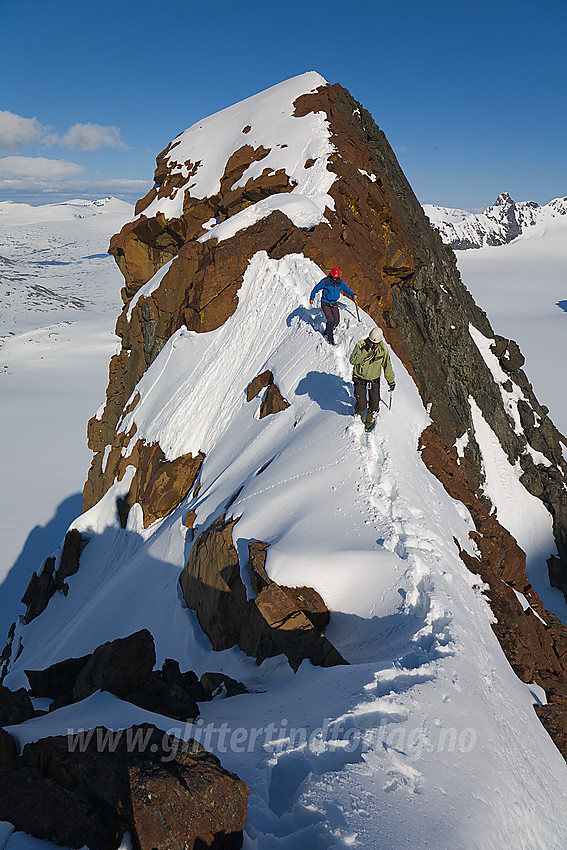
[0,725,249,849]
[24,639,246,722]
[85,429,205,525]
[10,74,565,763]
[71,629,156,703]
[0,728,17,766]
[0,683,34,726]
[20,529,85,623]
[179,515,347,671]
[25,654,91,700]
[246,369,291,418]
[125,659,202,722]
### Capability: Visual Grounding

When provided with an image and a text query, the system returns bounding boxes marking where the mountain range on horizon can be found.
[424,191,567,250]
[1,72,567,850]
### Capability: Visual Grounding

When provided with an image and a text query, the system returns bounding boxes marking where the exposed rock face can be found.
[0,728,17,766]
[0,725,249,850]
[179,515,347,671]
[21,529,85,623]
[85,431,205,525]
[24,642,246,722]
[125,659,202,722]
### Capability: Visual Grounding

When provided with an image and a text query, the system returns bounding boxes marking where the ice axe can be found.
[388,388,393,410]
[355,298,360,322]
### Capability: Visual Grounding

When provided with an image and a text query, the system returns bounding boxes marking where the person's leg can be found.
[331,304,341,331]
[321,303,334,341]
[329,305,340,343]
[368,379,381,413]
[353,378,367,416]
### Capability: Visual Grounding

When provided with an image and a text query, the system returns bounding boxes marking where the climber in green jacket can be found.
[349,327,395,430]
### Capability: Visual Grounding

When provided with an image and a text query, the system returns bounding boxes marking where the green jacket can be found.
[349,339,395,385]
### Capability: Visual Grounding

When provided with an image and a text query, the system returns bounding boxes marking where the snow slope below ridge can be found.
[0,198,132,645]
[5,252,567,849]
[456,211,567,437]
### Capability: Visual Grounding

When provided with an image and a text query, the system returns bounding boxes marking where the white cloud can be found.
[0,111,44,150]
[0,112,128,153]
[0,156,84,179]
[0,174,152,204]
[52,123,127,151]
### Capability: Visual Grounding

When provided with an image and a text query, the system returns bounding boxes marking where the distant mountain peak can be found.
[424,193,567,249]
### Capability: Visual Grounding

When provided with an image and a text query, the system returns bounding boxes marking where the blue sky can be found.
[0,0,565,209]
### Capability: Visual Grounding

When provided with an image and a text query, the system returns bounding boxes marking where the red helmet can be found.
[330,267,341,278]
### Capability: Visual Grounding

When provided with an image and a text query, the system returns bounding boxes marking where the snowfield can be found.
[455,210,567,438]
[0,198,132,645]
[2,211,567,847]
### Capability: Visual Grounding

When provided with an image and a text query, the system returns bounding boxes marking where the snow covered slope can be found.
[5,251,567,848]
[0,197,132,643]
[424,192,567,250]
[455,208,567,438]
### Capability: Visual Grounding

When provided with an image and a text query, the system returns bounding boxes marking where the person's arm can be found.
[309,279,325,304]
[349,341,366,366]
[383,349,395,387]
[340,282,356,300]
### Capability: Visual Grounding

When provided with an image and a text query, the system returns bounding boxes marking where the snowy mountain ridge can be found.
[2,73,567,849]
[424,191,567,249]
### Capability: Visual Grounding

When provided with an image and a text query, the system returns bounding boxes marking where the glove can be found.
[389,382,395,392]
[309,299,314,305]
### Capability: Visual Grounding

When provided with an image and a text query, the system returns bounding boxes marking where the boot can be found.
[364,410,378,431]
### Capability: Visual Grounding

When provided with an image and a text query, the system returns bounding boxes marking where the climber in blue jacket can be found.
[309,266,357,345]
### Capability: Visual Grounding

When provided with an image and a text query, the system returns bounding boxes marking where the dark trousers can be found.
[321,302,340,341]
[354,376,381,414]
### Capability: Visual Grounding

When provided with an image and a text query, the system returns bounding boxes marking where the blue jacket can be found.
[310,276,355,305]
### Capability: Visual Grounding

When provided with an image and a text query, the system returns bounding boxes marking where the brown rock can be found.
[246,369,273,401]
[0,763,123,850]
[0,728,17,765]
[245,370,290,418]
[108,441,205,529]
[72,629,156,702]
[0,723,248,850]
[25,654,90,699]
[180,515,347,671]
[200,672,247,699]
[0,683,35,726]
[21,529,86,623]
[125,673,199,722]
[260,383,290,418]
[57,528,83,588]
[68,76,567,762]
[20,557,57,624]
